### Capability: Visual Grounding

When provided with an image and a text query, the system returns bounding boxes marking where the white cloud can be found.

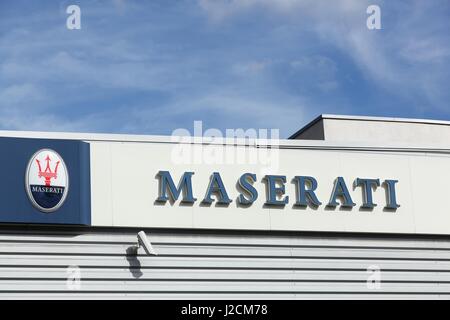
[0,83,46,107]
[232,60,272,75]
[198,0,450,110]
[399,37,450,63]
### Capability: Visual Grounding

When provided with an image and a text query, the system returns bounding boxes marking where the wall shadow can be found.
[125,246,144,279]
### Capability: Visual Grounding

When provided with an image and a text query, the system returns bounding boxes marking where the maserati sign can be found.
[25,149,69,213]
[156,171,400,210]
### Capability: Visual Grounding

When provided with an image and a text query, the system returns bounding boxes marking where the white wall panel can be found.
[89,141,450,235]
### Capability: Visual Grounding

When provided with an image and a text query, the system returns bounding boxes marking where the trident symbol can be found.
[36,155,60,186]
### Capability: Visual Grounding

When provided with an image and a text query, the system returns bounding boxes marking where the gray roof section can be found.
[288,114,450,140]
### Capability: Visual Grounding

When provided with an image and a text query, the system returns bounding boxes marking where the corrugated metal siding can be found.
[1,227,450,299]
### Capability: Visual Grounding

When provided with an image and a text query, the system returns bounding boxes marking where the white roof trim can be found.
[1,129,450,153]
[321,114,450,126]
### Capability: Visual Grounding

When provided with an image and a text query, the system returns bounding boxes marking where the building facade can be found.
[1,114,450,299]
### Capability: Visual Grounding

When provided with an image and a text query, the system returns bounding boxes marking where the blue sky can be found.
[0,0,449,138]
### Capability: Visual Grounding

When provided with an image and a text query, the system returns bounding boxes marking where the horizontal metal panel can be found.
[2,231,450,250]
[1,255,450,271]
[2,280,450,293]
[2,267,450,282]
[3,292,415,300]
[0,227,450,298]
[2,243,450,261]
[1,292,450,300]
[0,293,298,299]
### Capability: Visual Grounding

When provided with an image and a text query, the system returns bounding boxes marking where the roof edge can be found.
[320,114,450,126]
[2,128,450,152]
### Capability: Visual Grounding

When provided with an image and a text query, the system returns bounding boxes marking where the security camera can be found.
[137,231,157,255]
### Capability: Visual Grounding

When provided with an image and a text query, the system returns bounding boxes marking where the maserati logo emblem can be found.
[25,149,69,213]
